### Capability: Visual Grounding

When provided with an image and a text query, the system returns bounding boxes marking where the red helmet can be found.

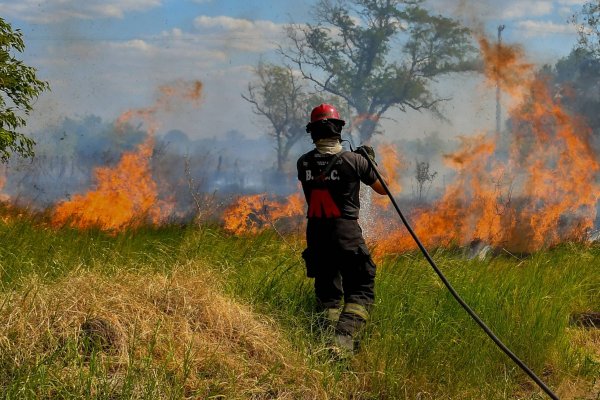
[310,103,345,125]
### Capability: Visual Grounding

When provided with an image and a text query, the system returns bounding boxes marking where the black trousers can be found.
[302,218,376,310]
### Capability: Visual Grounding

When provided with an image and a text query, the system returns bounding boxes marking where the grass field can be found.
[0,211,599,399]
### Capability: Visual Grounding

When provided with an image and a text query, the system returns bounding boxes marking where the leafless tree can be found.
[184,154,219,223]
[413,159,437,201]
[242,62,308,172]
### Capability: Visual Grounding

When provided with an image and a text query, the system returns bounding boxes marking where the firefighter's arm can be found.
[370,163,388,195]
[370,178,387,195]
[356,145,387,195]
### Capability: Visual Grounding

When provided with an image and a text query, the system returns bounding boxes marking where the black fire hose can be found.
[356,147,559,400]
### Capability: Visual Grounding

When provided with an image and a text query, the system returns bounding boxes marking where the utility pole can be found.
[496,24,505,136]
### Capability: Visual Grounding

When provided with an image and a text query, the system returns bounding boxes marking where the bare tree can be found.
[184,154,218,223]
[413,159,437,201]
[492,172,514,217]
[242,62,308,172]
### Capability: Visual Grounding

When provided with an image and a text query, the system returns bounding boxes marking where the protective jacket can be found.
[297,148,378,337]
[297,150,377,218]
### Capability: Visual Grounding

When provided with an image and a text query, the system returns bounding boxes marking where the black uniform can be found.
[297,149,378,336]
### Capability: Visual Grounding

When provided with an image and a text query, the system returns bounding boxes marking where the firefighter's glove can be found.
[356,145,377,165]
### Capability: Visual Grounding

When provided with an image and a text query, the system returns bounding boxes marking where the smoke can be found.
[1,116,142,206]
[0,113,295,217]
[1,2,598,241]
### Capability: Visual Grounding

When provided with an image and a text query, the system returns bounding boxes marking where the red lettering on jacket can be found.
[308,189,341,218]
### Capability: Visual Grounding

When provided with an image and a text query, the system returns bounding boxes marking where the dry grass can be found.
[0,262,324,399]
[556,328,600,399]
[1,219,598,399]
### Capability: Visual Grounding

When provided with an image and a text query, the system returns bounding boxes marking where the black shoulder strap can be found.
[316,151,345,182]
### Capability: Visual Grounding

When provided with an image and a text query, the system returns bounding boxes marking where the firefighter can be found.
[297,103,386,355]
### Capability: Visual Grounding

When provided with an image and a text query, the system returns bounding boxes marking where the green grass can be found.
[0,215,599,399]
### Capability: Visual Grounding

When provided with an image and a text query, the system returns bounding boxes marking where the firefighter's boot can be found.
[326,307,341,326]
[317,307,341,332]
[332,302,369,355]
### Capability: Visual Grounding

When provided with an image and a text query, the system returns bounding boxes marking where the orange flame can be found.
[374,144,404,207]
[373,38,600,254]
[52,80,203,231]
[219,39,599,255]
[52,139,169,231]
[223,193,304,235]
[478,37,533,98]
[221,146,407,236]
[116,80,203,135]
[374,136,499,253]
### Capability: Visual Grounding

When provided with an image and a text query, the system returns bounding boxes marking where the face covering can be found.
[315,138,343,155]
[308,120,343,142]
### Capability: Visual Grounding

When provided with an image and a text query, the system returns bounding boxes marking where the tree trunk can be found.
[276,133,284,172]
[281,140,294,171]
[358,118,378,144]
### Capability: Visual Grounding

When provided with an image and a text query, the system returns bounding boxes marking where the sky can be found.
[0,0,589,144]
